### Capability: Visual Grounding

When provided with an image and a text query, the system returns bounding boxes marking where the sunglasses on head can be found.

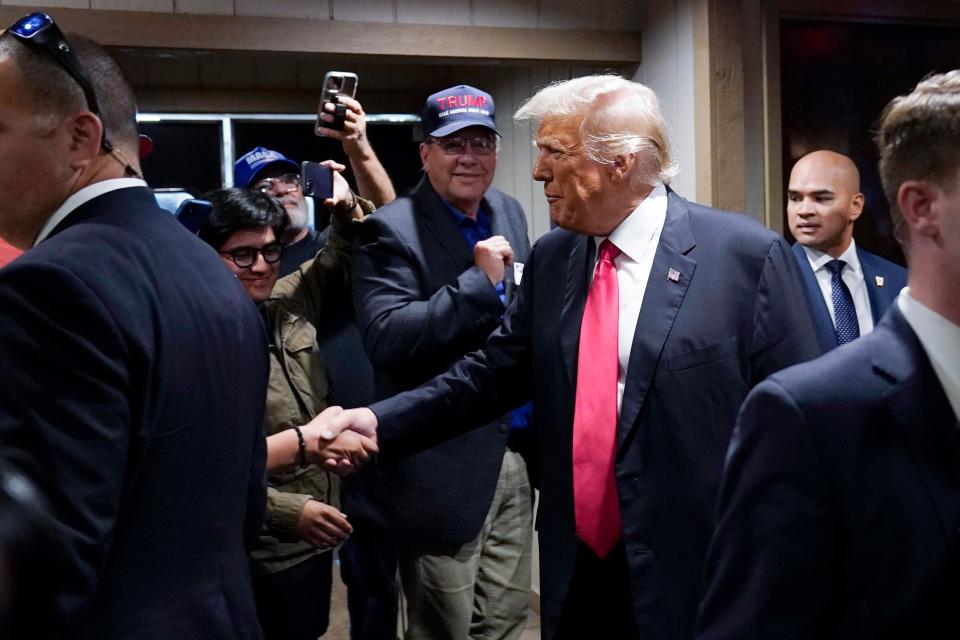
[9,13,105,147]
[8,12,143,179]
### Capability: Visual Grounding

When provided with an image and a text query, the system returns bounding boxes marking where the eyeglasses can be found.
[427,135,497,156]
[252,173,300,195]
[8,12,143,178]
[219,242,284,268]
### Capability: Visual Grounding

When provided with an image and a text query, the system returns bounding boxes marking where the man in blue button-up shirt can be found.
[348,84,534,640]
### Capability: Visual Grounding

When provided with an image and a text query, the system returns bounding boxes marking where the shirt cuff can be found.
[266,489,313,538]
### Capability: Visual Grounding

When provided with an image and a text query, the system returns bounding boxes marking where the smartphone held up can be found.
[300,161,333,201]
[316,71,358,134]
[174,199,213,235]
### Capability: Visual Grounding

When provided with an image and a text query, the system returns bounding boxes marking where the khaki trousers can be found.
[399,450,533,640]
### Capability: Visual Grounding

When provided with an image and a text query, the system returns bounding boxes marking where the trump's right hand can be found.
[300,406,379,475]
[317,407,379,441]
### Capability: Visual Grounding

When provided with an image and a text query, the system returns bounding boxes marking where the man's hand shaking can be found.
[299,406,380,476]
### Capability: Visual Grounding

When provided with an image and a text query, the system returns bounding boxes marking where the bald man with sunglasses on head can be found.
[0,14,268,637]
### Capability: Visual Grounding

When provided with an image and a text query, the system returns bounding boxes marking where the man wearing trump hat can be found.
[347,84,534,639]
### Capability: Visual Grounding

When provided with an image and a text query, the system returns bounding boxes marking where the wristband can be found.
[292,425,308,468]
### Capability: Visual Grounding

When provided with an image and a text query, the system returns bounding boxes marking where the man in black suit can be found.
[350,84,533,639]
[317,74,818,640]
[787,150,906,351]
[696,70,960,639]
[0,17,267,637]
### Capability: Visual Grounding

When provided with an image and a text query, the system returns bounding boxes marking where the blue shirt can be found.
[443,200,506,303]
[443,199,530,429]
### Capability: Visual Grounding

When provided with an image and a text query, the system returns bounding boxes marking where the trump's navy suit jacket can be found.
[349,176,530,543]
[791,241,906,351]
[0,187,268,638]
[370,189,819,639]
[697,305,960,639]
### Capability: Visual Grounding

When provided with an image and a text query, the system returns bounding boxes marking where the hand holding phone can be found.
[316,71,358,133]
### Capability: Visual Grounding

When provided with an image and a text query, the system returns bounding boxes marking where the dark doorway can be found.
[779,18,960,265]
[140,121,222,197]
[141,118,421,201]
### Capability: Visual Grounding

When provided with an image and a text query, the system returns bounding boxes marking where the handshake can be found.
[299,406,380,476]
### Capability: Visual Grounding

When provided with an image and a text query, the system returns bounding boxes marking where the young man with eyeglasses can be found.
[0,13,270,637]
[234,95,396,278]
[349,84,534,639]
[197,174,376,640]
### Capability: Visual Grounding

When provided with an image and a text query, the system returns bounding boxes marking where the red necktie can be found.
[572,239,622,558]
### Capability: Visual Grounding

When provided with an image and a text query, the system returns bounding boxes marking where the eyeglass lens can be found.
[254,174,301,194]
[433,136,496,155]
[225,243,284,268]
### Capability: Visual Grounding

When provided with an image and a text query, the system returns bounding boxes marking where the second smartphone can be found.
[300,161,333,201]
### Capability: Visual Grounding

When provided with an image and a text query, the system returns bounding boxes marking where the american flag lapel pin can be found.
[875,275,885,287]
[668,268,681,283]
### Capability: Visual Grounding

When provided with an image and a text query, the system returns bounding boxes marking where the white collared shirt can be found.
[592,183,668,414]
[33,178,148,246]
[898,288,960,422]
[802,239,874,336]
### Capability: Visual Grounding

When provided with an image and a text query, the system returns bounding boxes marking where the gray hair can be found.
[514,74,678,186]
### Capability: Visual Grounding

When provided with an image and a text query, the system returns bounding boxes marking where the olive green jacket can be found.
[250,202,371,575]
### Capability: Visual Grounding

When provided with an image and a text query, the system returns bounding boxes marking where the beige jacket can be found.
[250,202,371,575]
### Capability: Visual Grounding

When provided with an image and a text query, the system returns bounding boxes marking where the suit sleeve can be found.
[749,236,822,383]
[370,235,539,460]
[244,400,268,553]
[0,260,133,623]
[352,214,504,369]
[696,379,836,639]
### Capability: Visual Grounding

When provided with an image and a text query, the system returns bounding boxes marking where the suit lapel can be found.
[487,194,517,302]
[488,195,510,241]
[413,178,473,269]
[792,242,837,352]
[879,308,960,538]
[617,191,696,453]
[859,249,890,325]
[559,235,592,393]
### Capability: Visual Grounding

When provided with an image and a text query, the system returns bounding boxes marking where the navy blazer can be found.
[791,241,906,352]
[0,187,268,638]
[370,190,820,639]
[698,305,960,639]
[349,176,531,543]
